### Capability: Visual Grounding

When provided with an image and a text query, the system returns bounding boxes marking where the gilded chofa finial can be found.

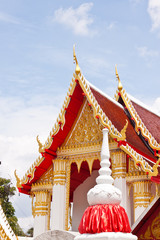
[115,65,123,91]
[73,44,80,75]
[36,135,44,153]
[14,170,22,188]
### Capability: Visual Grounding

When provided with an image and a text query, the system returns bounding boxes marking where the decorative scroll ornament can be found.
[152,157,160,176]
[36,135,43,153]
[14,170,22,188]
[119,119,128,141]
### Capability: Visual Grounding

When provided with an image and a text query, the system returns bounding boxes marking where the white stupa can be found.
[75,128,137,240]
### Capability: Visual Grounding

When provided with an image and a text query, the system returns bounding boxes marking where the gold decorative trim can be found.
[116,87,160,152]
[65,161,71,231]
[136,211,160,239]
[57,142,102,156]
[47,193,51,230]
[0,225,18,240]
[15,156,45,190]
[14,170,22,188]
[111,150,126,179]
[69,152,101,174]
[53,180,66,185]
[36,135,44,153]
[126,173,150,182]
[31,190,50,218]
[133,180,151,209]
[31,182,52,192]
[120,143,157,176]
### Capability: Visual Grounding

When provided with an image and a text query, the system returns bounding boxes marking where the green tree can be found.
[0,177,25,236]
[26,227,33,237]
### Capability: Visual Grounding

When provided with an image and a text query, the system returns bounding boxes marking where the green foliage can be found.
[27,227,34,237]
[0,177,25,236]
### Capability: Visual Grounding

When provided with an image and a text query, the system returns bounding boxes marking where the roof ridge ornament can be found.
[36,135,44,153]
[115,64,123,91]
[73,44,81,75]
[14,170,22,188]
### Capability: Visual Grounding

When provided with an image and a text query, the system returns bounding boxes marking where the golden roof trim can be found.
[15,156,44,188]
[117,88,160,152]
[120,143,159,176]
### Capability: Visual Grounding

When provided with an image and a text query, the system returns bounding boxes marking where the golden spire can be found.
[73,44,80,75]
[115,64,123,91]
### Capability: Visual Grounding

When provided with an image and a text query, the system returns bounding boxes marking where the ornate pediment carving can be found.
[37,165,53,184]
[65,101,103,148]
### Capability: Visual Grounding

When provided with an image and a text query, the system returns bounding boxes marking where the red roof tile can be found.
[90,87,157,161]
[131,101,160,143]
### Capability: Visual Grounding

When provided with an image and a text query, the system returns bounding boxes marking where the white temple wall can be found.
[72,170,99,232]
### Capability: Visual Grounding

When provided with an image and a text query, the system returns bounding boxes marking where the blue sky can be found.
[0,0,160,232]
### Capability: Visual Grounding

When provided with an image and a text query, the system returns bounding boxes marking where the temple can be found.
[15,47,160,240]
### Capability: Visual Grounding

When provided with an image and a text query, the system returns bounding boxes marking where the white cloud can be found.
[0,12,20,24]
[53,3,94,36]
[148,0,160,31]
[137,46,159,58]
[0,94,62,230]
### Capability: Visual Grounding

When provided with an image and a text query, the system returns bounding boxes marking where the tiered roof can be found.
[15,49,160,195]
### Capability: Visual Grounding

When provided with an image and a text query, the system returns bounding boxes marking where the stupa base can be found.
[74,232,137,240]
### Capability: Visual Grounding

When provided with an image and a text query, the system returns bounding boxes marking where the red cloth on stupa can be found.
[78,204,131,234]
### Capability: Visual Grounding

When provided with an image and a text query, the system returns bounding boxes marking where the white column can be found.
[111,151,128,208]
[32,190,50,238]
[51,159,66,230]
[34,214,48,237]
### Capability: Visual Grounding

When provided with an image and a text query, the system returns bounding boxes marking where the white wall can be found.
[72,170,99,232]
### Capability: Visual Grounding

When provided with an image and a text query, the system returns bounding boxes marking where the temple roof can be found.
[15,55,160,195]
